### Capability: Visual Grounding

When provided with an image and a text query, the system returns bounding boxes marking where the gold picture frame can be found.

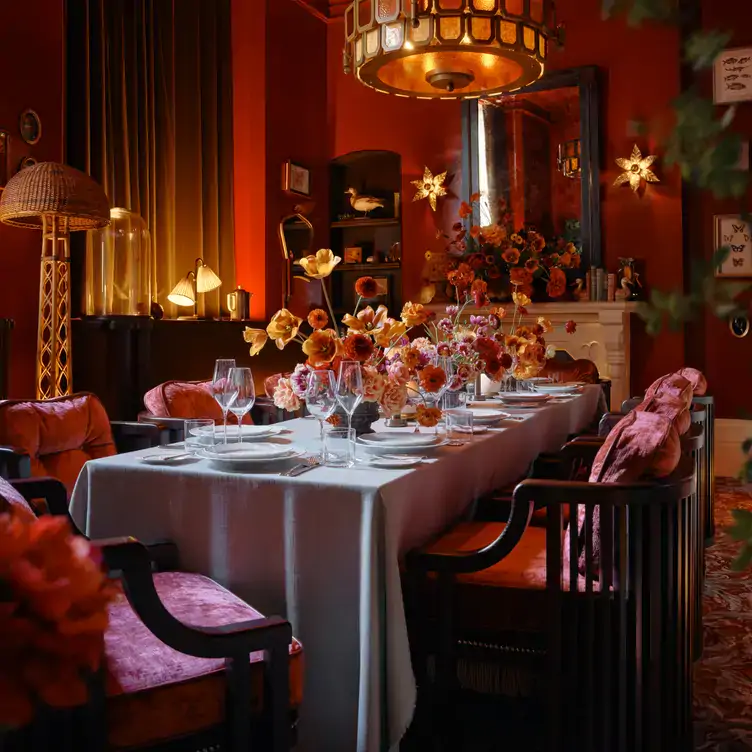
[19,109,41,145]
[282,160,311,197]
[714,214,752,278]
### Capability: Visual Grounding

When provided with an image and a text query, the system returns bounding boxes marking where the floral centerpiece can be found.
[0,511,115,730]
[443,194,583,301]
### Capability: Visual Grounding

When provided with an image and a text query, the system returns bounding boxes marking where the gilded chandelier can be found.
[343,0,560,100]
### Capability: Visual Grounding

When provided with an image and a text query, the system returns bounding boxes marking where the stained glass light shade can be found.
[343,0,559,100]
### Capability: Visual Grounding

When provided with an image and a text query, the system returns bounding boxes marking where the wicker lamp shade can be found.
[0,162,110,231]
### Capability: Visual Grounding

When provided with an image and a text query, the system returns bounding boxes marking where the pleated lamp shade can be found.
[196,261,222,293]
[0,162,110,230]
[167,274,196,307]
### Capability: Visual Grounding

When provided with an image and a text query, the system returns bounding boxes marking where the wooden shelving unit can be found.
[330,218,400,229]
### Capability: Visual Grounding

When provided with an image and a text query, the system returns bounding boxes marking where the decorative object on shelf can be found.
[607,273,616,302]
[616,258,642,300]
[279,212,314,307]
[344,246,363,264]
[388,242,401,261]
[86,208,152,316]
[19,109,41,145]
[0,130,7,189]
[18,156,37,171]
[714,215,752,278]
[346,187,386,217]
[227,287,252,321]
[167,257,223,319]
[713,48,752,105]
[341,0,561,100]
[394,191,401,218]
[411,166,447,212]
[0,162,110,398]
[730,314,750,338]
[614,144,659,193]
[557,139,581,179]
[572,277,588,301]
[282,160,311,197]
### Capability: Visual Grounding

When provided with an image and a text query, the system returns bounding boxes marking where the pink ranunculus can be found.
[380,381,409,418]
[362,366,386,403]
[289,363,312,399]
[387,361,410,386]
[272,378,301,412]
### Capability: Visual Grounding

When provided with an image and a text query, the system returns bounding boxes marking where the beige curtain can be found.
[66,0,235,318]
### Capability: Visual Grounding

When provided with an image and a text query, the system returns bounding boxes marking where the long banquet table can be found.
[70,386,602,752]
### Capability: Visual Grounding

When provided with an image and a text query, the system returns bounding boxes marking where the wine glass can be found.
[336,361,363,434]
[305,370,338,456]
[227,367,256,442]
[212,358,237,444]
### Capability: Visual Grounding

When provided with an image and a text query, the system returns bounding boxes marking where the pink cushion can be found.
[678,367,707,396]
[0,477,35,522]
[644,373,693,409]
[0,394,116,493]
[635,394,691,435]
[105,572,303,749]
[143,381,251,425]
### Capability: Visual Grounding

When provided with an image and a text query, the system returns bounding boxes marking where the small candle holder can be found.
[385,416,408,428]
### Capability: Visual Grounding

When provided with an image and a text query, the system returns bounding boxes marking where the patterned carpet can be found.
[694,479,752,751]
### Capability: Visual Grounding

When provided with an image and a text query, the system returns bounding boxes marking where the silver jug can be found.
[227,287,251,320]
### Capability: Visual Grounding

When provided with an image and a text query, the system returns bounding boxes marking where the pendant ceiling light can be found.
[343,0,560,100]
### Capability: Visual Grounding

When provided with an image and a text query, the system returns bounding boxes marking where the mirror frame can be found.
[279,213,314,306]
[461,65,602,268]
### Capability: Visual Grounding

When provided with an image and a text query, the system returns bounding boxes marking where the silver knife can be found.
[282,460,321,477]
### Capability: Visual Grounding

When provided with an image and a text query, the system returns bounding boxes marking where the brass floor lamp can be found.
[0,163,110,399]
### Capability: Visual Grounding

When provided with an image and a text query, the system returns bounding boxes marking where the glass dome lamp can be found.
[85,207,152,316]
[342,0,561,100]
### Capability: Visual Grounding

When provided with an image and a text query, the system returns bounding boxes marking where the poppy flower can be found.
[546,268,567,298]
[343,333,374,362]
[419,365,447,393]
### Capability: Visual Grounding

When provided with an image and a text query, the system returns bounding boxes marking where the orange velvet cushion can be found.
[0,394,116,493]
[105,572,303,750]
[0,477,35,522]
[540,358,600,384]
[143,381,252,425]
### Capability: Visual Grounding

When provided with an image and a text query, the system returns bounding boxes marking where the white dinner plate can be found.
[498,392,551,403]
[357,436,448,454]
[198,442,301,463]
[533,383,584,395]
[467,399,507,408]
[359,432,441,448]
[359,455,426,469]
[192,424,282,439]
[138,451,196,465]
[468,408,511,423]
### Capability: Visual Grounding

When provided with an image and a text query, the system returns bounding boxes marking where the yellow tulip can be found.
[242,327,268,356]
[374,319,407,348]
[296,248,342,279]
[342,305,388,334]
[266,309,303,350]
[302,329,342,366]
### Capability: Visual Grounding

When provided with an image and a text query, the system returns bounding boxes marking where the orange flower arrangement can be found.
[355,276,379,299]
[419,364,447,394]
[510,267,533,287]
[416,405,442,428]
[343,333,374,362]
[307,309,328,330]
[546,268,567,298]
[0,512,115,728]
[302,328,342,366]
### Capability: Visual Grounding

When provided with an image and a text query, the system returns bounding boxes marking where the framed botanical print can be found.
[282,160,311,197]
[714,48,752,105]
[715,214,752,277]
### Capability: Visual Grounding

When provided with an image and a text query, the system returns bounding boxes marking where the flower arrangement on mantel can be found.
[0,511,115,729]
[441,194,583,301]
[243,248,577,426]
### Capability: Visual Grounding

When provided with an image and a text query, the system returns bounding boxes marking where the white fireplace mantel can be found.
[426,300,638,410]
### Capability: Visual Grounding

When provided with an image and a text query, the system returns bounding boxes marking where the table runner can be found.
[70,386,601,752]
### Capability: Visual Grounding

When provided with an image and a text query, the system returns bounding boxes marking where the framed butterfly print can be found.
[715,215,752,277]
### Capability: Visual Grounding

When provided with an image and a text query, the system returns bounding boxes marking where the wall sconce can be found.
[557,139,581,179]
[614,144,659,193]
[168,257,222,319]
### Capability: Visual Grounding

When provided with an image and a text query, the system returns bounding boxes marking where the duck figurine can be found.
[572,278,588,301]
[346,187,386,218]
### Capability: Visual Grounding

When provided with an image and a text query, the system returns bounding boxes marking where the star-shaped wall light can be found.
[411,167,447,211]
[614,145,659,192]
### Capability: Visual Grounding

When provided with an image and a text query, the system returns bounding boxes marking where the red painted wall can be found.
[0,0,65,397]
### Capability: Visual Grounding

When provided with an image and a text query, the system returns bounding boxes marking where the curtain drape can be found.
[66,0,235,318]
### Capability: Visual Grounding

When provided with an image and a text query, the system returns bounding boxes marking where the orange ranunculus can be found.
[559,252,572,267]
[343,333,374,362]
[419,364,447,394]
[355,276,379,298]
[266,309,303,350]
[302,329,342,366]
[401,347,421,370]
[400,302,429,327]
[501,248,520,265]
[510,267,533,286]
[525,257,540,273]
[307,309,328,330]
[546,268,567,298]
[416,405,442,428]
[459,201,472,219]
[374,319,407,348]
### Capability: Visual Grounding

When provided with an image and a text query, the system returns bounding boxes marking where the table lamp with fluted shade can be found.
[167,257,222,319]
[0,162,110,398]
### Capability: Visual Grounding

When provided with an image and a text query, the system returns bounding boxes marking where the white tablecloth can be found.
[70,386,601,752]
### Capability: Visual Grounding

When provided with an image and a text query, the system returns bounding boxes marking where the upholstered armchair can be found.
[0,392,163,493]
[540,352,612,410]
[0,475,302,751]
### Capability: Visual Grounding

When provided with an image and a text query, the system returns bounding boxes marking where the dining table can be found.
[70,385,603,752]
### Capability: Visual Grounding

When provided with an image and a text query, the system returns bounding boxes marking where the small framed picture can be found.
[344,246,363,263]
[282,160,311,197]
[19,109,41,145]
[715,214,752,277]
[714,48,752,105]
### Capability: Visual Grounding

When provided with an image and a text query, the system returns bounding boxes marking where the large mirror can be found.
[463,66,601,269]
[279,213,314,306]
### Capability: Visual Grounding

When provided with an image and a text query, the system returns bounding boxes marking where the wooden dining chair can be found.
[0,475,302,752]
[403,416,698,752]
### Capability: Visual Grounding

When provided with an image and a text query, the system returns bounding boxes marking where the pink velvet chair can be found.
[0,474,302,751]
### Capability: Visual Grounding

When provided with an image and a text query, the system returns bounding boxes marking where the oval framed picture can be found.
[18,156,37,172]
[19,109,41,145]
[730,315,750,339]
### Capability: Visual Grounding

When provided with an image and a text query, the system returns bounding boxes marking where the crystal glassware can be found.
[444,408,474,438]
[336,361,364,434]
[322,426,356,468]
[184,419,215,454]
[211,358,237,444]
[227,367,256,441]
[305,370,338,457]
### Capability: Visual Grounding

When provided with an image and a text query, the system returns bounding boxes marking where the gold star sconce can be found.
[412,167,447,212]
[614,145,659,193]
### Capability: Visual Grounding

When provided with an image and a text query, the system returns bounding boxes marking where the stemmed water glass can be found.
[227,367,255,442]
[212,358,237,444]
[336,361,363,434]
[304,370,338,457]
